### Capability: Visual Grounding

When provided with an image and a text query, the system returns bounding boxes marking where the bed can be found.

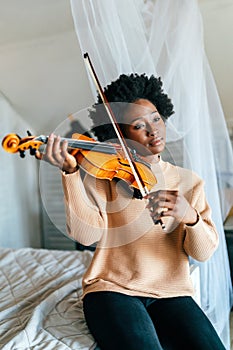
[0,247,201,350]
[0,247,99,350]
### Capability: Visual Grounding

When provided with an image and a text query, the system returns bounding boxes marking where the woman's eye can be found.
[134,123,145,130]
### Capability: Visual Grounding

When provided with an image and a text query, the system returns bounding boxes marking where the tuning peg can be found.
[19,150,26,158]
[29,146,36,156]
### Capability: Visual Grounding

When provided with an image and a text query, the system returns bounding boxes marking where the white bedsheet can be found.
[0,247,98,350]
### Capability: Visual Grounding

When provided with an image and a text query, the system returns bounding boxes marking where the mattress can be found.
[0,247,99,350]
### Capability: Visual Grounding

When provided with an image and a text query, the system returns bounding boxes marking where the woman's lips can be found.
[149,137,163,146]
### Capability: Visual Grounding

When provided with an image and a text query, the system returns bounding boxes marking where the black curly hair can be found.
[89,73,174,142]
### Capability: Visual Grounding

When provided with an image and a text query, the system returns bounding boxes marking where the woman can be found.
[39,74,225,349]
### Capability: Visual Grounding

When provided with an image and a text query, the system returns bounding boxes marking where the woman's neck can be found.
[142,154,160,165]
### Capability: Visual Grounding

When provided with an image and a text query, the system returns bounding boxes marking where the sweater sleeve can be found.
[61,170,108,246]
[183,178,219,262]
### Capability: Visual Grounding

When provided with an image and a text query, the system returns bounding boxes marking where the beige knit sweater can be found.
[62,159,219,299]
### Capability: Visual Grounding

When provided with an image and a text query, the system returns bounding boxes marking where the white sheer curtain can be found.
[0,93,41,249]
[70,0,233,348]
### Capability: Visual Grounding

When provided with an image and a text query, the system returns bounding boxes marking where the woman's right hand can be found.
[36,133,78,174]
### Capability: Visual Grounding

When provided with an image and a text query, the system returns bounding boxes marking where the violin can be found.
[2,132,157,193]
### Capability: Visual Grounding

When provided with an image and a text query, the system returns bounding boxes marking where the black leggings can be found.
[83,291,226,350]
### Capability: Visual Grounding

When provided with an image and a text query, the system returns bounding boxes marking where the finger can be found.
[60,139,69,157]
[42,134,63,167]
[35,150,43,160]
[157,192,178,206]
[146,196,158,209]
[160,209,172,217]
[146,191,174,204]
[49,136,68,169]
[61,141,78,169]
[52,135,64,162]
[147,200,173,219]
[157,190,178,200]
[158,190,179,195]
[65,154,78,169]
[145,191,157,200]
[146,191,178,213]
[60,139,74,163]
[45,133,55,160]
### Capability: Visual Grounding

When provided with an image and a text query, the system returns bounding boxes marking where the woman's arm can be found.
[146,176,219,262]
[183,179,219,262]
[36,133,107,246]
[62,170,107,246]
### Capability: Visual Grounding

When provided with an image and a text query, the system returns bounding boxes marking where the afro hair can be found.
[89,73,174,141]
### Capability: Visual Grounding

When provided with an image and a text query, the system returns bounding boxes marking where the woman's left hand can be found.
[146,190,198,225]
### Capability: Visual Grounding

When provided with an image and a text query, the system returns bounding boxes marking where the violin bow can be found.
[83,53,149,198]
[84,53,165,230]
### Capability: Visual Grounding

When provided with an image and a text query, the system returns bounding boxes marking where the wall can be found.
[199,0,233,128]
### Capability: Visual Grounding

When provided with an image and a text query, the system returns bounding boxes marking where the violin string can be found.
[36,135,119,153]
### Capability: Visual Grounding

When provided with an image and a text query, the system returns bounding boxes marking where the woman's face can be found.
[123,99,166,161]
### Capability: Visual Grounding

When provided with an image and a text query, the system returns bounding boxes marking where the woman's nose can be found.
[147,123,158,136]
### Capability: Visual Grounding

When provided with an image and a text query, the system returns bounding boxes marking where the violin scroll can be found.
[2,133,44,158]
[2,133,21,153]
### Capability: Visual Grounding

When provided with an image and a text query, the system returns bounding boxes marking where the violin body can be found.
[2,132,157,192]
[71,146,156,191]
